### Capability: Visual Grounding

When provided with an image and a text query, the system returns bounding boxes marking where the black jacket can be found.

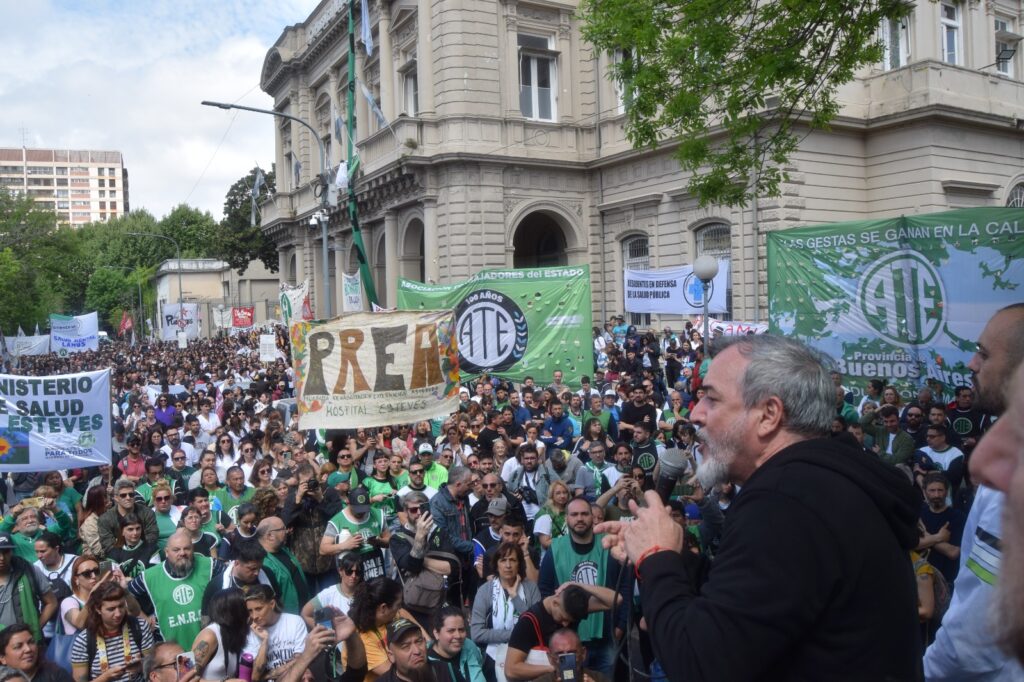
[638,438,921,682]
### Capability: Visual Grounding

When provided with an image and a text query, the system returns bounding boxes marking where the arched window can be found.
[695,222,733,318]
[1007,182,1024,207]
[622,235,650,326]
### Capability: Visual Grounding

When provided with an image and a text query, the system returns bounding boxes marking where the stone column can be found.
[384,210,400,306]
[416,0,435,117]
[423,198,439,283]
[378,6,395,121]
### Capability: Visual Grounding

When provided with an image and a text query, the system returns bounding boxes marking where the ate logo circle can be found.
[455,289,527,373]
[172,584,195,606]
[951,417,974,436]
[858,251,945,347]
[571,560,599,586]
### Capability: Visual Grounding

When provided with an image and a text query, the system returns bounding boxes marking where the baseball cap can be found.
[327,471,351,487]
[386,617,421,646]
[486,498,509,516]
[604,389,617,397]
[684,503,702,521]
[417,442,434,455]
[0,533,15,551]
[348,487,372,516]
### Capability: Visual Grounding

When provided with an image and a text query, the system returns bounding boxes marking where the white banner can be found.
[623,261,730,314]
[280,280,313,328]
[161,303,200,341]
[692,316,768,336]
[12,335,50,357]
[49,312,99,355]
[212,307,233,329]
[342,272,363,312]
[0,369,112,471]
[259,334,277,362]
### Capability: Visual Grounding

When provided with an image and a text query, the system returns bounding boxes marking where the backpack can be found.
[46,559,75,605]
[86,617,145,666]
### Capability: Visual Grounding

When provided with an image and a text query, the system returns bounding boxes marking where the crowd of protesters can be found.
[0,310,1015,682]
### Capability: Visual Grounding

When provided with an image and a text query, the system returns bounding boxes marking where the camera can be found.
[306,478,319,492]
[518,486,539,506]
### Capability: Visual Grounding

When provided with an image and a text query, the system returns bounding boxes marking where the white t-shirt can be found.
[35,553,77,638]
[199,412,222,435]
[60,595,86,635]
[242,612,307,673]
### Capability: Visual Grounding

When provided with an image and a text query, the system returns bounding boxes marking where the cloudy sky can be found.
[0,0,320,221]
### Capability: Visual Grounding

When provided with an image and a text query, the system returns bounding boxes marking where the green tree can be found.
[85,268,134,329]
[0,248,48,333]
[159,204,220,259]
[579,0,911,206]
[214,166,279,275]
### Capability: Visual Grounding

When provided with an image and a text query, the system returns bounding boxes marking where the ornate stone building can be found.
[260,0,1024,326]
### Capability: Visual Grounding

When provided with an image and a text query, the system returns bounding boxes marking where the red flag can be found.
[118,311,133,337]
[232,306,255,327]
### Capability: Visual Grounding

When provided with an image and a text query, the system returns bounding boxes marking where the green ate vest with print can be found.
[141,554,213,648]
[551,534,608,643]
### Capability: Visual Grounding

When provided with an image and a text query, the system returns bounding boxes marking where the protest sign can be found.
[396,266,593,383]
[12,335,50,357]
[232,306,255,328]
[692,316,768,336]
[212,307,233,329]
[280,280,314,328]
[623,262,730,314]
[161,303,200,341]
[49,312,99,355]
[0,369,112,471]
[259,334,278,362]
[291,310,460,429]
[343,272,363,312]
[768,207,1024,400]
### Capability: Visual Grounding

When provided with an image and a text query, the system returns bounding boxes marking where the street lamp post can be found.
[99,265,143,334]
[201,100,333,318]
[693,255,720,352]
[127,232,182,336]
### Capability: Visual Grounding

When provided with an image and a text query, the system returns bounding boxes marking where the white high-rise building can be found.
[0,147,129,227]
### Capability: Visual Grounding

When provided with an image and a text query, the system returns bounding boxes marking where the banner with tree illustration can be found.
[768,207,1024,401]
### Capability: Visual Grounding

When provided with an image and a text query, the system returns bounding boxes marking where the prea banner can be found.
[291,310,460,429]
[232,306,255,328]
[12,335,50,357]
[0,369,112,471]
[49,312,99,355]
[396,266,593,384]
[767,207,1024,399]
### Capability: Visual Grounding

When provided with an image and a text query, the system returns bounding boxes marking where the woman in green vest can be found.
[107,514,158,579]
[364,452,399,526]
[176,506,217,559]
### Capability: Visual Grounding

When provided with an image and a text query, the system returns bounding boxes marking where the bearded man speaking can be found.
[597,334,921,681]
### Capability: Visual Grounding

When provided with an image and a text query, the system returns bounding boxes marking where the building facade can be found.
[259,0,1024,326]
[153,258,280,337]
[0,147,129,226]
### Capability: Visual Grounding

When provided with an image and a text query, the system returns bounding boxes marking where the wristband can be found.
[634,545,672,581]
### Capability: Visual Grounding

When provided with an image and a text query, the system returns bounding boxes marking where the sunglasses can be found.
[409,469,424,475]
[173,456,185,461]
[117,493,134,499]
[259,469,271,474]
[154,496,171,502]
[339,454,352,459]
[482,483,499,489]
[343,567,363,576]
[77,568,101,578]
[406,506,422,513]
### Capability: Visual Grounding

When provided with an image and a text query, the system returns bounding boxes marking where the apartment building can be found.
[0,147,129,226]
[258,0,1024,324]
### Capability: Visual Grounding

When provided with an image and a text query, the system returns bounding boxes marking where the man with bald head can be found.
[256,517,309,614]
[925,303,1024,680]
[128,529,219,649]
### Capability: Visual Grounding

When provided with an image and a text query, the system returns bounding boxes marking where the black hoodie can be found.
[638,438,922,682]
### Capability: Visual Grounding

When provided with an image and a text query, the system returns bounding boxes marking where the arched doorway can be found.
[401,218,425,281]
[512,212,568,268]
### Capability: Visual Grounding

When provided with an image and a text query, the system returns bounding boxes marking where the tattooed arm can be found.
[191,628,218,679]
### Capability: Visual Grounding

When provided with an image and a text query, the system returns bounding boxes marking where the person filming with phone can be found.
[532,628,606,682]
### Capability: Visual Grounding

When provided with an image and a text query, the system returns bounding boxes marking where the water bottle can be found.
[238,653,254,682]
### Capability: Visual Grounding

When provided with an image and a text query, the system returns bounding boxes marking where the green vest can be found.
[327,509,387,580]
[363,477,397,521]
[423,463,448,490]
[200,517,221,542]
[262,548,307,614]
[551,534,608,642]
[213,486,255,523]
[154,512,178,550]
[141,554,213,649]
[583,410,611,434]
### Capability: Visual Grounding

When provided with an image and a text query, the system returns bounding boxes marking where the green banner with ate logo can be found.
[767,208,1024,401]
[397,266,593,385]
